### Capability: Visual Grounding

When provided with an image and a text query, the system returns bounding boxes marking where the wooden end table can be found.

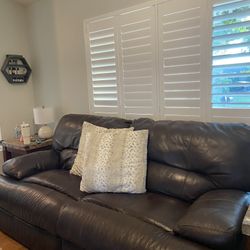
[2,139,52,162]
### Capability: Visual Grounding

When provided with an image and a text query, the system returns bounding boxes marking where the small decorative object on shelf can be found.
[14,125,21,139]
[1,55,32,84]
[20,122,31,145]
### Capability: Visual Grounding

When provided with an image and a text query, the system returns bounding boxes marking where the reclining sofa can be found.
[0,114,250,250]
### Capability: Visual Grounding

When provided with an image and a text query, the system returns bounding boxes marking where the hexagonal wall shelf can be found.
[1,55,32,84]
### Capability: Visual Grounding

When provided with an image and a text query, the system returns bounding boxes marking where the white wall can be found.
[0,0,34,166]
[27,0,148,119]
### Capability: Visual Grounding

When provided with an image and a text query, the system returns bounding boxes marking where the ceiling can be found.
[14,0,37,6]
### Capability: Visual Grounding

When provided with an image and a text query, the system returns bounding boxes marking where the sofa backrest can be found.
[132,118,250,201]
[53,114,250,202]
[52,114,131,169]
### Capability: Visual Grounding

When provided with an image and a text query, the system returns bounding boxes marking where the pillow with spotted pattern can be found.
[80,128,149,193]
[70,122,133,176]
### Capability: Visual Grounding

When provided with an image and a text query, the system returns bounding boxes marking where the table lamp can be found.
[33,106,55,139]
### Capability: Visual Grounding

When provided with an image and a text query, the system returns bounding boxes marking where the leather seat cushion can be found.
[23,169,86,200]
[57,200,209,250]
[82,192,189,231]
[0,175,75,235]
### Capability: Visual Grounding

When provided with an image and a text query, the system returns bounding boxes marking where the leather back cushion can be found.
[53,115,250,200]
[133,118,250,200]
[53,114,132,169]
[147,161,215,202]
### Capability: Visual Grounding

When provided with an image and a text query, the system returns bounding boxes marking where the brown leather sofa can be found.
[0,114,250,250]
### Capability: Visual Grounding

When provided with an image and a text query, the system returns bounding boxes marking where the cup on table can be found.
[21,123,31,145]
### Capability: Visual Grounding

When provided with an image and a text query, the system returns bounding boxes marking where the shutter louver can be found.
[86,16,119,115]
[118,6,158,118]
[158,0,204,121]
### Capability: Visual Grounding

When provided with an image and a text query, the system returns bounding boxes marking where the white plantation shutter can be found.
[85,16,119,115]
[210,0,250,123]
[118,6,158,118]
[85,0,250,123]
[158,0,206,121]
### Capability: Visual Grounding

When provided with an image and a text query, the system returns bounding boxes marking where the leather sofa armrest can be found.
[2,149,60,180]
[174,190,249,250]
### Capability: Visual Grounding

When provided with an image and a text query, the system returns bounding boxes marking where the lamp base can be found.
[38,125,53,139]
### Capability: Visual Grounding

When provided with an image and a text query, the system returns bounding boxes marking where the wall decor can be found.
[1,55,32,84]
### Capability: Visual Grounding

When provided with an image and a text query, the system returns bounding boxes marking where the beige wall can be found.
[0,0,147,167]
[0,0,34,140]
[0,0,34,166]
[27,0,63,121]
[27,0,147,120]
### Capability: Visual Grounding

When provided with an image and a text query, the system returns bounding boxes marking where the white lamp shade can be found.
[33,107,54,125]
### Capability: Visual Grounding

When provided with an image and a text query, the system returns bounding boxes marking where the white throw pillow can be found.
[80,129,149,193]
[70,122,133,176]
